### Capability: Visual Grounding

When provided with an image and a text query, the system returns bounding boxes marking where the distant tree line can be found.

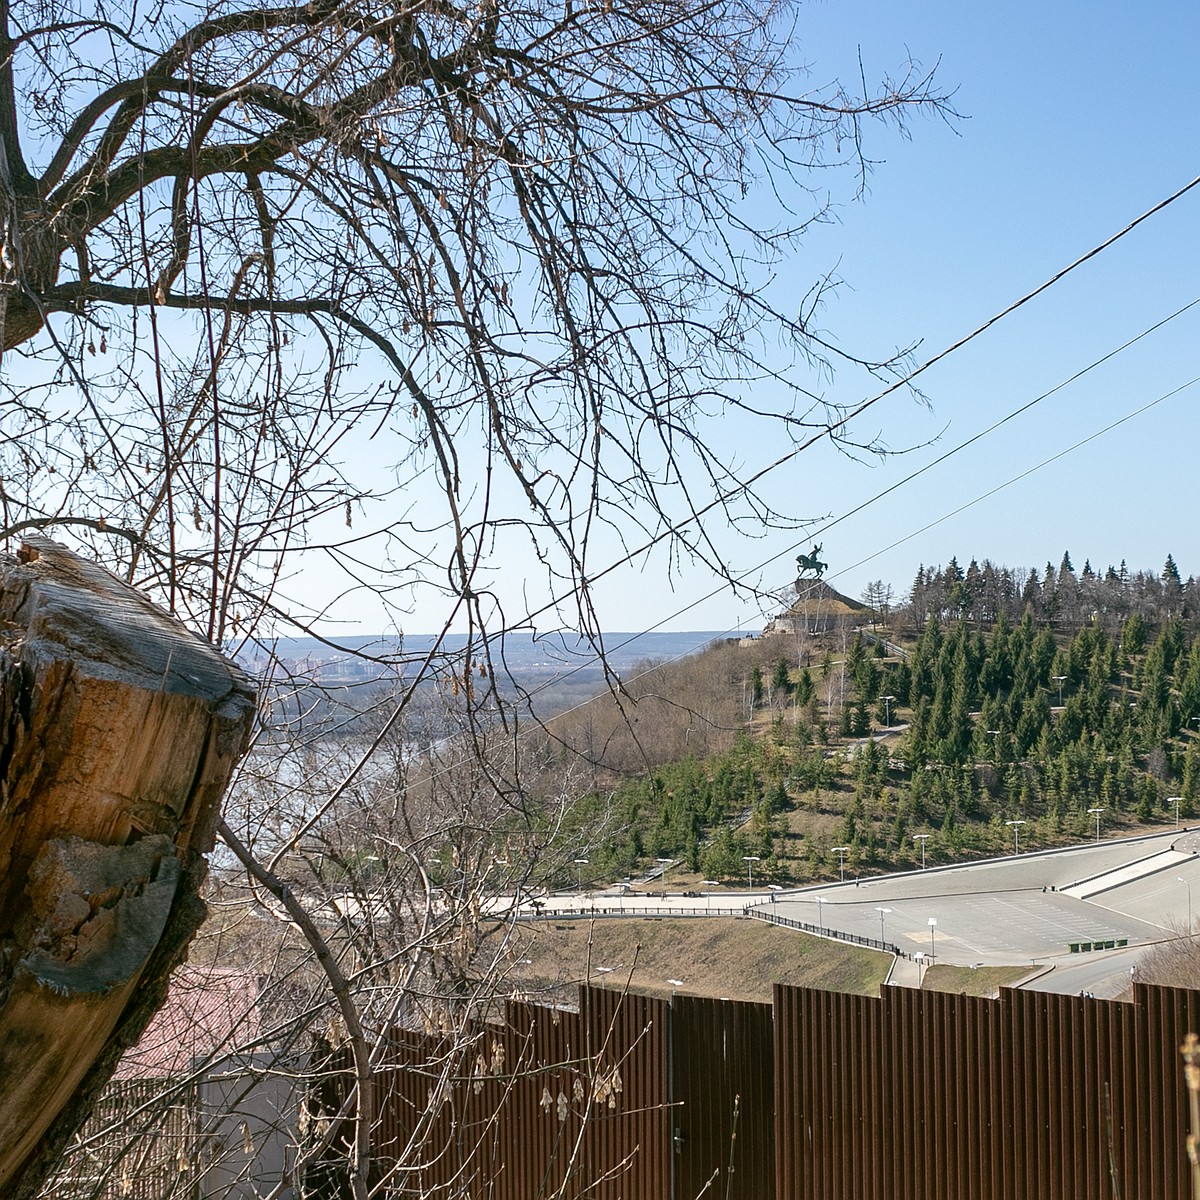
[892,611,1199,821]
[904,553,1194,632]
[544,554,1200,888]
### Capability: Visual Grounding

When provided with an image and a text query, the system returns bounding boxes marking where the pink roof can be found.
[113,965,263,1079]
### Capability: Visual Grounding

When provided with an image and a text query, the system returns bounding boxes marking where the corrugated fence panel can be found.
[671,994,774,1200]
[502,996,585,1200]
[376,1027,483,1197]
[581,985,670,1200]
[772,983,1199,1200]
[371,980,1200,1200]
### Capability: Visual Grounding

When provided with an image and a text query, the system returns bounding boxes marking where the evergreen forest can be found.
[547,554,1200,889]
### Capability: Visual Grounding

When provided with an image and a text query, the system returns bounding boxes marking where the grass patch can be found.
[500,916,891,1004]
[922,963,1032,997]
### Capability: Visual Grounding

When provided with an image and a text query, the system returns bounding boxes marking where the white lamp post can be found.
[1052,675,1067,706]
[743,855,760,890]
[1087,807,1104,842]
[875,906,892,944]
[928,916,938,962]
[1167,796,1183,829]
[831,845,850,882]
[816,895,827,931]
[913,833,929,870]
[1180,876,1193,933]
[1006,819,1026,856]
[573,857,589,889]
[882,694,895,726]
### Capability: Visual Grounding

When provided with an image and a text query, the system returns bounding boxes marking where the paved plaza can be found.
[524,826,1198,998]
[766,826,1197,995]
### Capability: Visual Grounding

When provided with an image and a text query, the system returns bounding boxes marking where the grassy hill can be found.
[502,916,891,1005]
[530,606,1199,890]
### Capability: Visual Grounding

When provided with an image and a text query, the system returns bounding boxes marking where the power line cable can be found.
[508,172,1200,636]
[510,367,1200,736]
[832,373,1200,581]
[265,176,1200,830]
[797,295,1200,553]
[508,295,1200,707]
[285,174,1200,677]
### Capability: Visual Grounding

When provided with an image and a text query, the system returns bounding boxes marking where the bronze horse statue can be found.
[796,544,827,578]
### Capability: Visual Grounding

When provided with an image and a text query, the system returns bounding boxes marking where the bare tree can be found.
[0,0,951,1193]
[1,0,946,656]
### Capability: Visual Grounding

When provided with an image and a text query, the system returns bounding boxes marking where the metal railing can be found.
[748,907,902,955]
[515,903,748,921]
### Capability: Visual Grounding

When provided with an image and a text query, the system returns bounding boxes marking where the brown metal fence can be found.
[774,981,1200,1200]
[307,980,1200,1200]
[363,985,773,1199]
[369,988,672,1199]
[671,993,775,1200]
[52,1078,198,1200]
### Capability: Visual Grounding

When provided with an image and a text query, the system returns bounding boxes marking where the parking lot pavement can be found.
[771,890,1165,967]
[764,828,1194,989]
[1019,945,1145,1000]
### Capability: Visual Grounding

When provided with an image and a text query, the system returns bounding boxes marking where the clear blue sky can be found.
[578,0,1200,639]
[113,1,1195,644]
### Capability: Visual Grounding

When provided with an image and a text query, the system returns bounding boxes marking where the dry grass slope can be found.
[503,916,892,1004]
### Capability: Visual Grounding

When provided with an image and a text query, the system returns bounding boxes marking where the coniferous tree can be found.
[748,665,765,710]
[771,657,793,701]
[1164,554,1184,615]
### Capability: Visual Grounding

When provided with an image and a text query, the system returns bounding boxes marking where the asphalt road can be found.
[766,827,1196,996]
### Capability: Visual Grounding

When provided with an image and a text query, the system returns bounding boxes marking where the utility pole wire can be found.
[505,172,1200,639]
[450,285,1200,709]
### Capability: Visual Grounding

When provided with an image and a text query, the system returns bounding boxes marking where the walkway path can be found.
[1061,847,1195,898]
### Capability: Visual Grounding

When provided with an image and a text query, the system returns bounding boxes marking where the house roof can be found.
[113,964,263,1079]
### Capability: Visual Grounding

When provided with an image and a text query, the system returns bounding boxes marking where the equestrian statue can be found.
[796,543,827,578]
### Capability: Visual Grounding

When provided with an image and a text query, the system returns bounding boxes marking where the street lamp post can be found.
[1087,807,1104,842]
[816,895,826,931]
[1052,675,1067,707]
[882,694,895,726]
[987,729,1001,762]
[1180,876,1193,933]
[656,856,673,888]
[1006,819,1026,856]
[1167,796,1183,829]
[913,833,929,870]
[875,906,892,946]
[573,857,589,890]
[831,845,850,882]
[927,917,938,963]
[743,855,761,890]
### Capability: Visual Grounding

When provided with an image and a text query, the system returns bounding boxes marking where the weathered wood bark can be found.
[0,537,255,1198]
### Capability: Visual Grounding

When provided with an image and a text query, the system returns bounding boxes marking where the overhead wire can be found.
[257,173,1200,813]
[504,293,1200,715]
[501,172,1200,640]
[831,372,1200,582]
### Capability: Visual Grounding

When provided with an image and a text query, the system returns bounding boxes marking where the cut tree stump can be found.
[0,537,255,1199]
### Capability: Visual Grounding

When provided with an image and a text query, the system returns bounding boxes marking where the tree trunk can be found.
[0,537,255,1199]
